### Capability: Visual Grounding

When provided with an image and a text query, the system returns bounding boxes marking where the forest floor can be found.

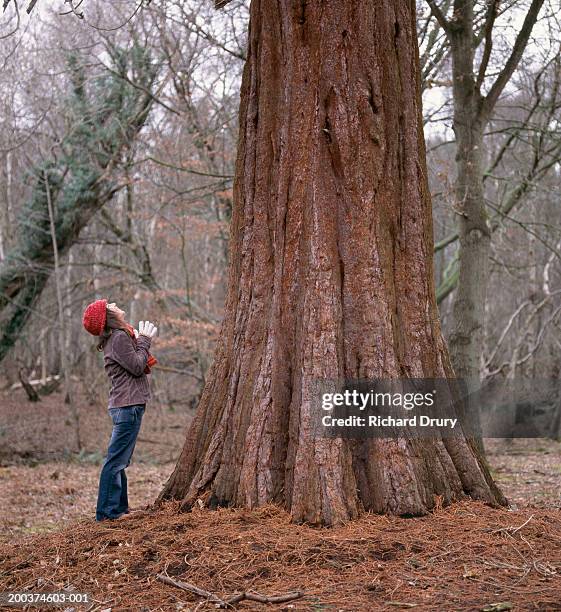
[1,500,560,611]
[0,439,559,542]
[1,388,560,611]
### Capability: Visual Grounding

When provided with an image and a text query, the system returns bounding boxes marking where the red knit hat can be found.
[83,298,108,336]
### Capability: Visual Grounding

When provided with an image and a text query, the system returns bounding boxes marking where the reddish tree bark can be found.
[157,0,506,525]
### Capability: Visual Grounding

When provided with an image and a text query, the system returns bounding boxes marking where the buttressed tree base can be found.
[158,0,506,525]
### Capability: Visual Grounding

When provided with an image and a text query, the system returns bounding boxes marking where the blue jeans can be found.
[96,404,145,521]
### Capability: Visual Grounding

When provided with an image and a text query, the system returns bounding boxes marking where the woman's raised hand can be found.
[138,320,158,339]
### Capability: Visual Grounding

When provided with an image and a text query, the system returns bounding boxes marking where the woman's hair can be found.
[96,308,130,351]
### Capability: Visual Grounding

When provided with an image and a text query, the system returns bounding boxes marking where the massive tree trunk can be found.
[158,0,506,525]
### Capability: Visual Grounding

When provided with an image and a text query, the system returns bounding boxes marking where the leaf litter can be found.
[1,500,560,611]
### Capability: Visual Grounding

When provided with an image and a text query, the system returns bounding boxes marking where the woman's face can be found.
[107,302,125,318]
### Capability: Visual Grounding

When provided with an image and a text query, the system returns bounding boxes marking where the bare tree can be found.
[0,45,158,362]
[424,0,546,386]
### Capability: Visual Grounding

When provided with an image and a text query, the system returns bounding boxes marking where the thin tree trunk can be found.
[443,0,544,459]
[39,329,48,383]
[443,0,545,378]
[449,123,488,383]
[64,250,74,360]
[45,172,81,450]
[447,89,489,459]
[1,152,14,261]
[158,0,505,525]
[447,2,489,387]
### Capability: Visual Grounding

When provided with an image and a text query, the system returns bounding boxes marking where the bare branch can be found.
[3,0,36,14]
[482,0,546,117]
[426,0,452,35]
[0,0,19,41]
[476,0,498,89]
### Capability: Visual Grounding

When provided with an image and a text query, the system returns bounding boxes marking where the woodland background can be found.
[0,0,560,503]
[0,3,560,610]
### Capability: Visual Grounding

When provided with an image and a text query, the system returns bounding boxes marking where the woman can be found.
[82,298,158,521]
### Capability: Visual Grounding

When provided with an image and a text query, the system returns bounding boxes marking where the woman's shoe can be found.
[96,511,126,522]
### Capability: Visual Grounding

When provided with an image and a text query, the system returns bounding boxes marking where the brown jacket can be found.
[104,329,152,409]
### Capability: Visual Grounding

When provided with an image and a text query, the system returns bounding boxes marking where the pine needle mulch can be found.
[1,500,560,612]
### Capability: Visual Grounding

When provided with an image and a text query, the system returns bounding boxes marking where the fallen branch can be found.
[511,515,534,535]
[156,574,227,606]
[489,515,534,536]
[221,591,304,607]
[18,368,40,402]
[156,573,304,608]
[9,374,61,390]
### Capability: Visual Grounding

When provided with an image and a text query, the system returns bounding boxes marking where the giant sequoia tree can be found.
[158,0,506,525]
